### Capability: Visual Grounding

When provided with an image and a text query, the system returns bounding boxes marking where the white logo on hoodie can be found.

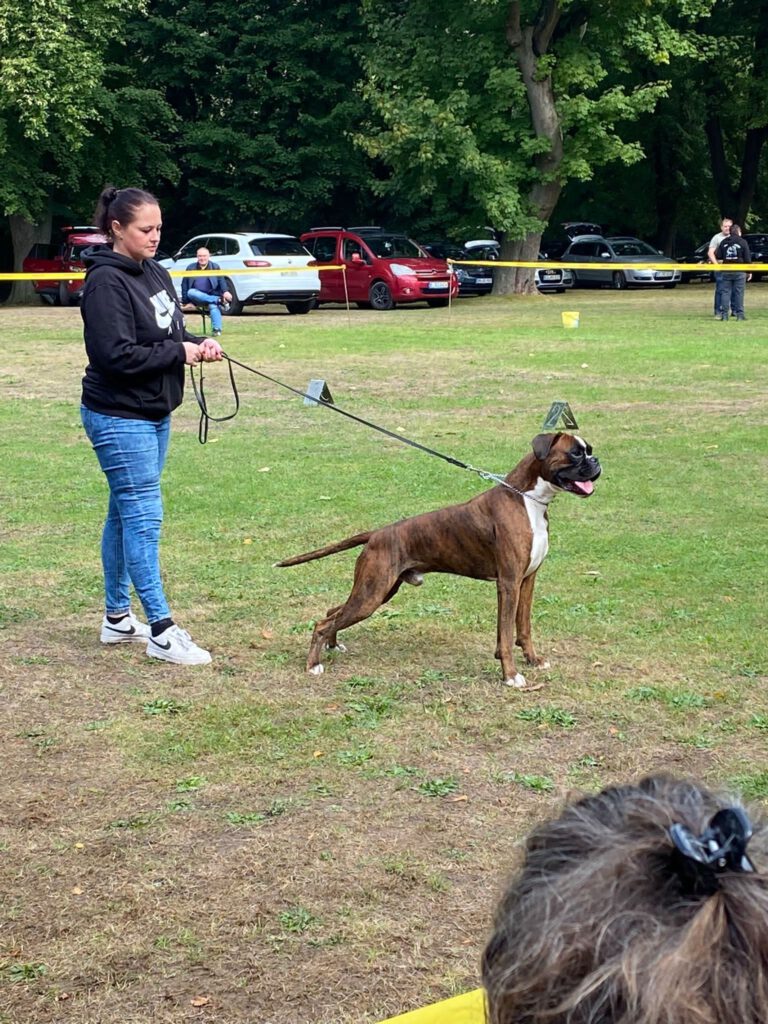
[150,290,176,332]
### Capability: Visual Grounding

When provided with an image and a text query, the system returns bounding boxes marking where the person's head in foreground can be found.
[482,774,768,1024]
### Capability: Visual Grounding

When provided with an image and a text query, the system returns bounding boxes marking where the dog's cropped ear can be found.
[532,433,560,461]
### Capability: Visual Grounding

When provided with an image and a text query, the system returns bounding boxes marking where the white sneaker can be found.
[100,612,151,645]
[146,624,212,665]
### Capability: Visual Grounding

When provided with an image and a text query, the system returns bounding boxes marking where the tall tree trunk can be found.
[498,1,564,295]
[705,116,768,229]
[7,212,52,305]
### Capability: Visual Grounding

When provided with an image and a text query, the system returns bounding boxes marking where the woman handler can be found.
[80,185,222,665]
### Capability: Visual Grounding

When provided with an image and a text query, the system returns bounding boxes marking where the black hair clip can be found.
[669,807,755,896]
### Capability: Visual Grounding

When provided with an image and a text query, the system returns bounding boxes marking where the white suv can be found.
[159,232,320,315]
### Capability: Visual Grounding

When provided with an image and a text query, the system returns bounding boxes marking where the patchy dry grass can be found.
[1,289,767,1023]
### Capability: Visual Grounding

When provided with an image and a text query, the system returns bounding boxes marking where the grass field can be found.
[1,287,767,1023]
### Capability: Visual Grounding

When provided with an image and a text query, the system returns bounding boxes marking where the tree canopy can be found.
[1,0,766,302]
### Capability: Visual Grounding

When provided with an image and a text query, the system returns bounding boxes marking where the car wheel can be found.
[58,282,75,306]
[611,271,627,290]
[285,300,314,315]
[426,298,449,308]
[222,280,243,316]
[39,293,59,307]
[369,281,395,311]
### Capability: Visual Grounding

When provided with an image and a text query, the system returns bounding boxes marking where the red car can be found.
[23,225,109,305]
[300,226,458,310]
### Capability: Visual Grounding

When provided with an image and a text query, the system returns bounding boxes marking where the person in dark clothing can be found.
[181,247,232,336]
[715,224,751,321]
[80,185,222,665]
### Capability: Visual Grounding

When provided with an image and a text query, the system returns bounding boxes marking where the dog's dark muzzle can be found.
[554,455,601,497]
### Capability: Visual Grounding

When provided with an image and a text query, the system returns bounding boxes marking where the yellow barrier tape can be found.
[447,260,761,272]
[1,266,345,282]
[378,988,485,1024]
[3,262,765,282]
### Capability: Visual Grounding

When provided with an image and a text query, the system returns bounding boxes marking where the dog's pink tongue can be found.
[574,480,594,496]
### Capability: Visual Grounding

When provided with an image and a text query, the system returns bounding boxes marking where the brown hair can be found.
[93,185,159,239]
[482,774,768,1024]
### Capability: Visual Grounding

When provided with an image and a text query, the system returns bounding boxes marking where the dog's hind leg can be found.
[306,566,401,675]
[515,573,550,668]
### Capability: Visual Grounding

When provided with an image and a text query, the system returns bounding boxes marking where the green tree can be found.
[0,0,177,304]
[359,0,713,293]
[124,0,377,239]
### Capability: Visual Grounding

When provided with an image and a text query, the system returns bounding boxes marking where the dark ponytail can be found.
[93,185,159,239]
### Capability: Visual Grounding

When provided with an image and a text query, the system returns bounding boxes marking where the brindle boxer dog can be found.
[276,433,601,689]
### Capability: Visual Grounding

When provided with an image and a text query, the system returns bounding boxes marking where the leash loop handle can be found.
[189,356,240,444]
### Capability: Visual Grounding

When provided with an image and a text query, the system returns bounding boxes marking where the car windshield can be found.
[610,240,659,257]
[249,237,308,256]
[466,246,498,261]
[365,235,424,259]
[427,244,465,260]
[71,242,107,259]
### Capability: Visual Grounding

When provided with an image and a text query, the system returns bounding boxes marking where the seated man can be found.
[181,247,233,336]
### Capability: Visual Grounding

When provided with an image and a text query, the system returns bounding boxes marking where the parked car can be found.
[561,235,681,289]
[744,234,768,281]
[22,225,109,306]
[463,239,574,293]
[678,242,714,284]
[540,222,603,261]
[421,241,494,296]
[158,232,320,315]
[300,226,458,310]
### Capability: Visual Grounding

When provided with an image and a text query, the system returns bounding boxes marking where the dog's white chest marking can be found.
[523,479,555,577]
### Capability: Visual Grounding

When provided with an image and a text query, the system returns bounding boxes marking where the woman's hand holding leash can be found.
[183,340,222,365]
[199,338,224,361]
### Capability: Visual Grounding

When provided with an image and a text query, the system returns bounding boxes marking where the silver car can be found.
[561,235,681,289]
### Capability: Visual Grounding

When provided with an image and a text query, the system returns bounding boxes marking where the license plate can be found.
[476,277,492,284]
[280,270,298,277]
[541,271,560,281]
[427,281,448,290]
[655,271,673,279]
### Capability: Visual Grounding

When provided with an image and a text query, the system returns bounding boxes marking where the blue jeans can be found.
[81,407,171,623]
[187,288,222,331]
[719,272,746,319]
[713,271,723,315]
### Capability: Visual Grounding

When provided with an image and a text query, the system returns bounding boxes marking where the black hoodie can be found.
[81,248,200,420]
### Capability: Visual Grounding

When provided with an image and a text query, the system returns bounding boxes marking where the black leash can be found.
[189,353,546,502]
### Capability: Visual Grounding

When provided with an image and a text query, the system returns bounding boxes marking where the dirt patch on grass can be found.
[3,611,765,1023]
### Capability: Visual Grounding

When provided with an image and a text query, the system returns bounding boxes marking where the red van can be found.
[23,226,109,305]
[300,226,458,310]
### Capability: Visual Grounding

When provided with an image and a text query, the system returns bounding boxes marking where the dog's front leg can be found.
[496,575,528,688]
[515,573,550,669]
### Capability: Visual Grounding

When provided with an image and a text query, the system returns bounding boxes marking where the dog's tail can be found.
[274,532,372,567]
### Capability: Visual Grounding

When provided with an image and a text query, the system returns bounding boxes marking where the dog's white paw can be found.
[504,673,528,689]
[308,663,324,676]
[326,641,347,653]
[539,660,551,670]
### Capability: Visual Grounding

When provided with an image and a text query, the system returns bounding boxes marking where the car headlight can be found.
[390,263,416,277]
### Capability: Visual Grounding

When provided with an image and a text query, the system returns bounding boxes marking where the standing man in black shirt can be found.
[715,225,751,321]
